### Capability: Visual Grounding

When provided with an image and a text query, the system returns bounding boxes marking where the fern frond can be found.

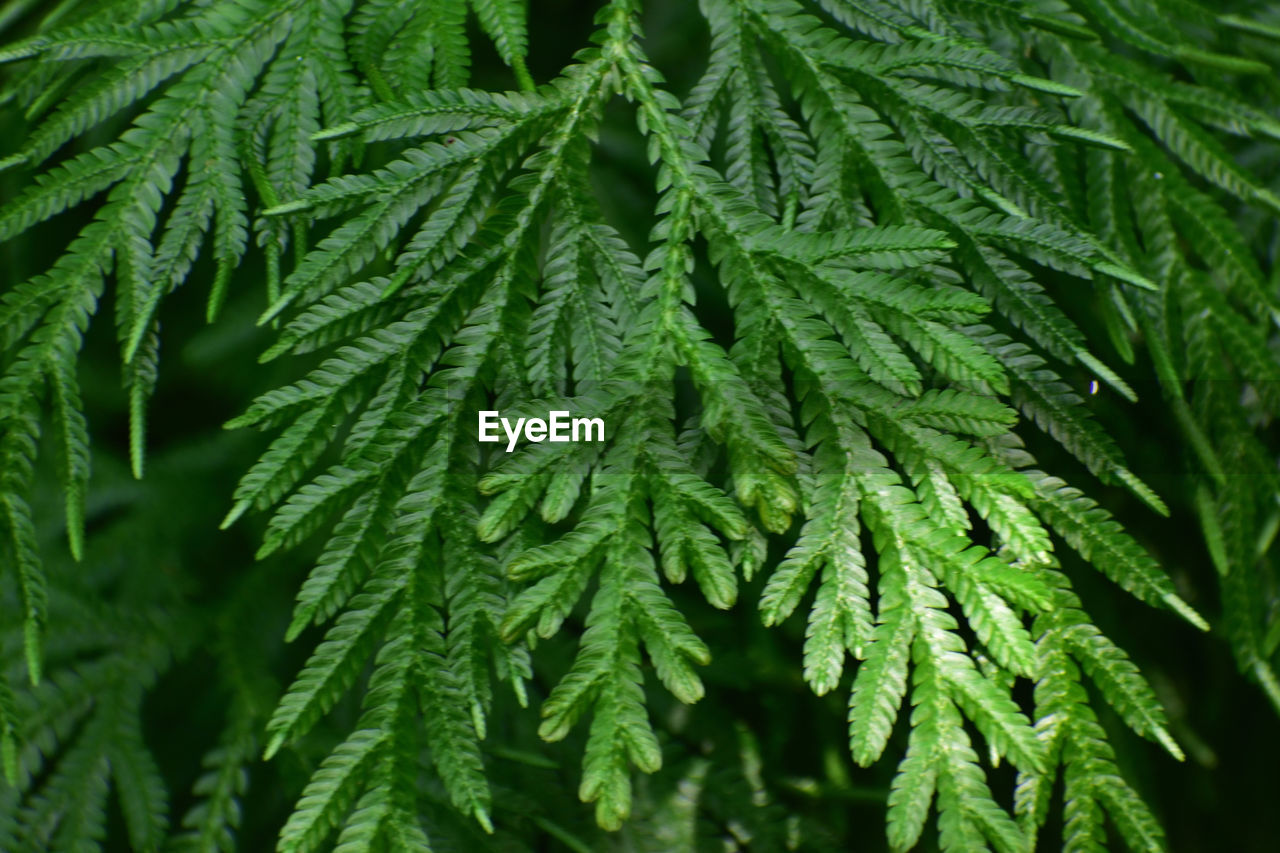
[172,710,255,853]
[2,0,1277,848]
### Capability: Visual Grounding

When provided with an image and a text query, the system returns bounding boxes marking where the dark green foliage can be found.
[0,0,1278,850]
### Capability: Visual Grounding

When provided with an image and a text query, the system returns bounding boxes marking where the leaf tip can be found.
[23,623,41,686]
[1154,726,1185,762]
[66,526,83,562]
[220,501,251,530]
[263,199,311,217]
[262,732,285,761]
[311,122,358,142]
[1161,592,1209,632]
[1094,261,1157,292]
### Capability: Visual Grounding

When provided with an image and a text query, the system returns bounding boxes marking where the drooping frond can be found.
[1,0,1277,849]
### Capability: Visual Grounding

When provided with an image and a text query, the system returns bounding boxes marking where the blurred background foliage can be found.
[0,0,1278,850]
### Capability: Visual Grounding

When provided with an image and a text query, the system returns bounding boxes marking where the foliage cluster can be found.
[0,0,1279,850]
